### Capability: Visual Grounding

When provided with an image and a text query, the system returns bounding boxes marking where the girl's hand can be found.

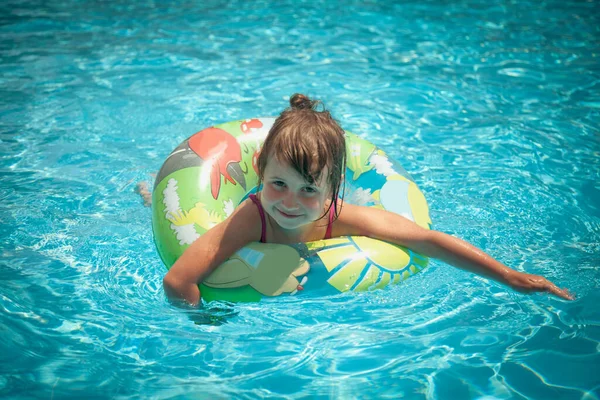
[505,271,574,300]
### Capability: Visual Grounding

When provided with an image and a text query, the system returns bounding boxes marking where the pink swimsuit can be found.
[248,194,335,243]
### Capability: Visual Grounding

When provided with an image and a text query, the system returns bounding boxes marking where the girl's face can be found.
[260,155,331,231]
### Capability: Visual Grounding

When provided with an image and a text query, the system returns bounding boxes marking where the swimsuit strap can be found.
[248,194,267,243]
[324,199,336,240]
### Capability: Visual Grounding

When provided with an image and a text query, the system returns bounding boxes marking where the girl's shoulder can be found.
[331,202,374,237]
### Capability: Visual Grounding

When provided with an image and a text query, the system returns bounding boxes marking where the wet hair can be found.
[257,93,346,220]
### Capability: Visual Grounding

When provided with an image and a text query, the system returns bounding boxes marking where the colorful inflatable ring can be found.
[152,118,432,303]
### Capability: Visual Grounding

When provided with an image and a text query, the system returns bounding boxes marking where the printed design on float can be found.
[240,118,264,175]
[307,236,428,292]
[167,201,221,231]
[161,178,197,245]
[345,143,432,230]
[188,127,247,200]
[346,135,377,180]
[161,178,218,245]
[158,119,267,245]
[240,118,263,134]
[216,118,265,180]
[379,175,431,229]
[223,198,235,217]
[371,149,431,229]
[344,186,377,207]
[203,242,310,296]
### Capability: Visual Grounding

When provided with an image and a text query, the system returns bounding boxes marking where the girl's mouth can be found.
[277,208,302,218]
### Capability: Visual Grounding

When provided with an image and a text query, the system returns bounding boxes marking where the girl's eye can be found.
[303,186,318,194]
[272,180,286,187]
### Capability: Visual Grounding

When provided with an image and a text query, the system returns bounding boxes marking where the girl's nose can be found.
[282,191,298,209]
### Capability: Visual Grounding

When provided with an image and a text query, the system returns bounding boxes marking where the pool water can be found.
[1,0,599,398]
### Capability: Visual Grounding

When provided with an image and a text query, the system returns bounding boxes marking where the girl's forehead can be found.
[265,155,329,187]
[265,155,292,171]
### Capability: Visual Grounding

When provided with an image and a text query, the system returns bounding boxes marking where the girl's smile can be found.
[277,208,302,218]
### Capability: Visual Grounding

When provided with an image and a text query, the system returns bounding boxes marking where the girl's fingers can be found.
[546,282,574,300]
[525,275,573,300]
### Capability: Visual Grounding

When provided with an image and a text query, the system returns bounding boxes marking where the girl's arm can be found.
[334,203,573,300]
[163,199,262,306]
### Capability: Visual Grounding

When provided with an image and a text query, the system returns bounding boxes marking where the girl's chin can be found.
[275,213,303,226]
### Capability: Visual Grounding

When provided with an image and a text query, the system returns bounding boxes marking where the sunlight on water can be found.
[1,0,599,398]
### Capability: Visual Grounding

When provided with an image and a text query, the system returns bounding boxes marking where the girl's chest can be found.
[265,216,330,244]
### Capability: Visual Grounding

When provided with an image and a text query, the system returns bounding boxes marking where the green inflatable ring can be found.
[153,117,432,303]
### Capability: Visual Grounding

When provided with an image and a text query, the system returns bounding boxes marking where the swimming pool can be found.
[1,0,598,398]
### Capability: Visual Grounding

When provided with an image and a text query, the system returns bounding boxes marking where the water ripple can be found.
[1,0,599,397]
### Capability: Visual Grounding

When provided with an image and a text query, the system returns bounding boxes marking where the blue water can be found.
[1,0,599,398]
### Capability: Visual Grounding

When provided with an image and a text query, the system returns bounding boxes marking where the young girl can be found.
[161,94,573,305]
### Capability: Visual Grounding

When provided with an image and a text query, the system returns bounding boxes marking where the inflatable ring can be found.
[152,118,432,303]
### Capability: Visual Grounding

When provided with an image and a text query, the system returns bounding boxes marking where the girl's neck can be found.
[266,215,315,244]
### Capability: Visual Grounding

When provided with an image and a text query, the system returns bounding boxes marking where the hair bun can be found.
[290,93,318,110]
